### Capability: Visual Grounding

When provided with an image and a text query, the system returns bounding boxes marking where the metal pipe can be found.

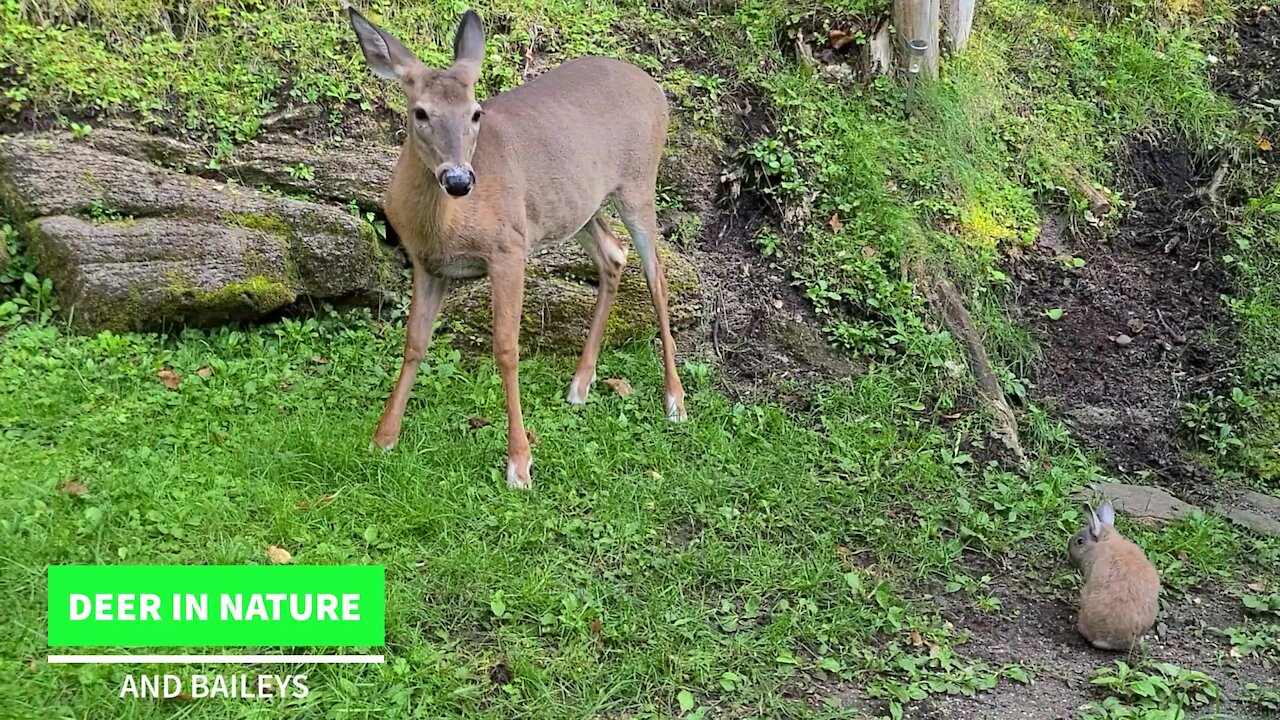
[905,39,928,117]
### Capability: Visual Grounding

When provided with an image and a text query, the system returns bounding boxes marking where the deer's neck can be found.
[389,151,455,259]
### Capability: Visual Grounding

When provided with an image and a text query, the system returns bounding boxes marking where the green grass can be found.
[0,314,1036,717]
[1,310,1276,718]
[3,0,1280,716]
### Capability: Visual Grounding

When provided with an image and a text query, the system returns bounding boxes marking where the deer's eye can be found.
[413,107,428,122]
[1075,537,1085,546]
[471,109,483,123]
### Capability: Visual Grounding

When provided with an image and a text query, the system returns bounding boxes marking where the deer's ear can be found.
[348,7,417,81]
[452,10,485,65]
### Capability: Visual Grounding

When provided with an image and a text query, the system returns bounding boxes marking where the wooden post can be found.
[894,0,940,78]
[865,18,895,76]
[941,0,977,53]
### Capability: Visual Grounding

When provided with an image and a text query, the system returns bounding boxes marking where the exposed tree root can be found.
[916,259,1028,469]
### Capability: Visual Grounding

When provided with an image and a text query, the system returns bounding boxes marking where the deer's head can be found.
[349,7,486,198]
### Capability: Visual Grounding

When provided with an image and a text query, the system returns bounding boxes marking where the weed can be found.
[1085,661,1222,719]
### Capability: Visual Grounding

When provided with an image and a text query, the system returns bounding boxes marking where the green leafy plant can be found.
[1084,661,1221,719]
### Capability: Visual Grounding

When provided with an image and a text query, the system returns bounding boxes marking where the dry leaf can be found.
[265,545,292,564]
[196,367,213,379]
[827,29,855,50]
[1259,137,1273,151]
[590,618,602,637]
[828,212,843,233]
[156,368,181,390]
[314,356,329,365]
[603,378,633,398]
[526,430,541,446]
[1247,581,1267,593]
[908,630,924,647]
[860,246,878,258]
[295,492,339,511]
[468,416,492,430]
[59,478,89,496]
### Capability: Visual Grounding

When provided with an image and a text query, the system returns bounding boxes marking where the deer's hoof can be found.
[370,435,398,452]
[506,455,533,490]
[566,372,596,405]
[666,392,688,423]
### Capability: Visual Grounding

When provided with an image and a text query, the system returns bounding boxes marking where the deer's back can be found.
[474,56,668,241]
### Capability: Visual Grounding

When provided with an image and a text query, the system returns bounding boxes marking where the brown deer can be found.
[347,7,687,489]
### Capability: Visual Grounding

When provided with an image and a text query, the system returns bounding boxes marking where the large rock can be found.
[447,239,700,354]
[0,132,400,331]
[0,130,701,350]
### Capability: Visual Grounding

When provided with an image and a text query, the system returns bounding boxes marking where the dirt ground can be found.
[1007,137,1234,496]
[936,7,1280,718]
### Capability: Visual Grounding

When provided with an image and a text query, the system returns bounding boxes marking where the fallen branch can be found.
[1068,169,1112,217]
[1198,146,1239,205]
[916,259,1028,469]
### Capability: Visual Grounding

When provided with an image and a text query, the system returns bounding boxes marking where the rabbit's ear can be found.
[1086,503,1103,540]
[1097,500,1115,527]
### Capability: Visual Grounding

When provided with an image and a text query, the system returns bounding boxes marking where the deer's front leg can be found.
[372,265,449,451]
[489,253,532,489]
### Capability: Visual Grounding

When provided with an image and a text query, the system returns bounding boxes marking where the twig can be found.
[522,25,540,79]
[1199,146,1239,204]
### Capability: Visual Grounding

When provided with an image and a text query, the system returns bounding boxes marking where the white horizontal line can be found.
[47,655,384,664]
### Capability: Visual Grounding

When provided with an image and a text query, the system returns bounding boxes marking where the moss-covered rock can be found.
[446,239,700,355]
[0,132,404,332]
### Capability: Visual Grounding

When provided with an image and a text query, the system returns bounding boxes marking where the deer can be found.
[346,6,687,489]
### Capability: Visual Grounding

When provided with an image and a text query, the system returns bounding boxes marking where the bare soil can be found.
[1007,137,1234,496]
[929,571,1278,719]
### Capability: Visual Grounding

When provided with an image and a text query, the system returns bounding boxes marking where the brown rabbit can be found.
[1067,500,1161,651]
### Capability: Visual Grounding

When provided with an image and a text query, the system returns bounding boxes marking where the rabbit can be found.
[1067,500,1161,651]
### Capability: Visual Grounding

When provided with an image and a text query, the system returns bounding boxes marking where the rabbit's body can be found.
[1068,501,1160,651]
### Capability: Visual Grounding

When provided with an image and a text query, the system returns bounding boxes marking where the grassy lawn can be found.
[2,0,1279,718]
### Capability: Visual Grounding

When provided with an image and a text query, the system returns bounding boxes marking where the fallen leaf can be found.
[314,356,329,365]
[295,491,339,511]
[836,545,851,556]
[828,212,844,233]
[860,246,878,258]
[265,545,292,564]
[1246,581,1267,593]
[1259,137,1273,151]
[590,618,602,637]
[468,416,492,430]
[526,430,540,446]
[602,378,633,398]
[156,368,181,390]
[196,367,213,379]
[772,299,784,310]
[908,630,924,647]
[59,478,89,496]
[827,29,855,50]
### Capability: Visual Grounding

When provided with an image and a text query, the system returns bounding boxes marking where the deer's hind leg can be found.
[568,214,627,406]
[614,191,687,422]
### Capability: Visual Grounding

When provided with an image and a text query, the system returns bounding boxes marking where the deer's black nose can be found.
[440,167,475,197]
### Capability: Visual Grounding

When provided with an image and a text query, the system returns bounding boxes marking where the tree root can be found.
[916,259,1028,470]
